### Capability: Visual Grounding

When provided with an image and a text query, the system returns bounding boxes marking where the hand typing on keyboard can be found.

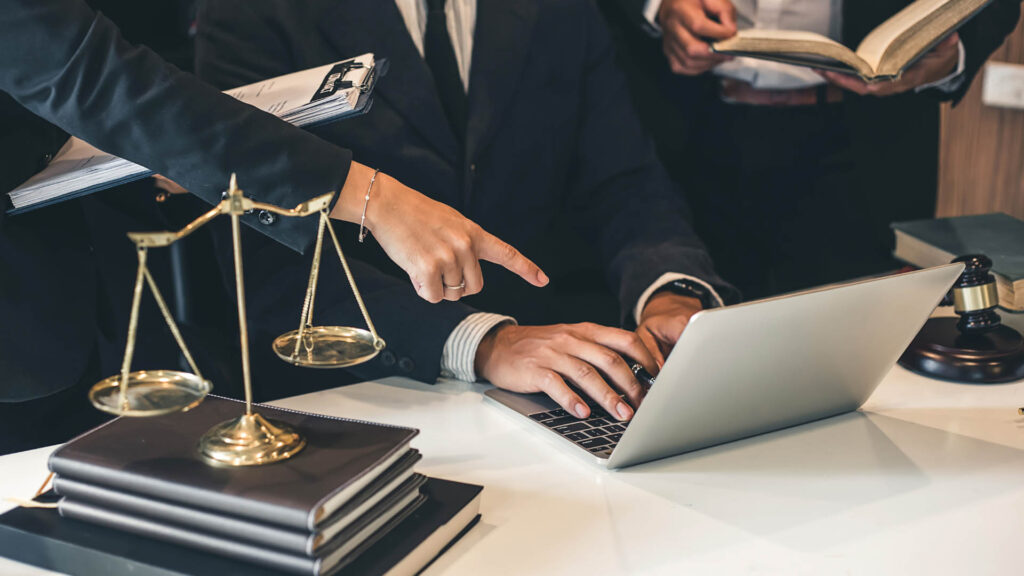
[475,323,659,421]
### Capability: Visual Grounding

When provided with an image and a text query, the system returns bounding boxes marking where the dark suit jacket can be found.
[0,0,357,400]
[196,0,737,386]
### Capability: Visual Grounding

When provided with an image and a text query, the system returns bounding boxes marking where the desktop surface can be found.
[2,351,1023,575]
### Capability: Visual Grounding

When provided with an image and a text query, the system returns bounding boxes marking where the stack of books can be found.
[0,396,481,576]
[892,212,1024,311]
[6,53,381,214]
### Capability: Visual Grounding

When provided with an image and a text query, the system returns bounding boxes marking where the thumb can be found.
[638,326,666,369]
[649,315,688,350]
[705,0,737,32]
[939,31,960,49]
[478,230,549,287]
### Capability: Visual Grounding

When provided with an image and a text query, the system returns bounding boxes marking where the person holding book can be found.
[195,0,739,423]
[0,0,548,453]
[598,0,1021,299]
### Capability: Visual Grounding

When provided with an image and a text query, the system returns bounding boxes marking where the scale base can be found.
[272,326,383,368]
[89,370,211,417]
[198,413,306,466]
[898,317,1024,384]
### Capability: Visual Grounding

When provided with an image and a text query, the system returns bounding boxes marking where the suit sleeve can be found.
[194,0,301,90]
[944,0,1021,105]
[0,0,352,254]
[568,3,739,326]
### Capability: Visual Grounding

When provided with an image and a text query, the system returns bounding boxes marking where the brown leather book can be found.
[48,395,418,532]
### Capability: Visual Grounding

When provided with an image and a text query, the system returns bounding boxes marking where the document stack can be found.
[6,53,381,214]
[0,396,482,576]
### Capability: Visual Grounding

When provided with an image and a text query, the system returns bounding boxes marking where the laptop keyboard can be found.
[528,402,629,457]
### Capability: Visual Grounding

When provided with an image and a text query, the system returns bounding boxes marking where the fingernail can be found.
[574,403,588,418]
[538,270,549,285]
[616,402,633,421]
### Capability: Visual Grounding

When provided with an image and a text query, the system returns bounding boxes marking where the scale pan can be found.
[273,326,381,368]
[89,370,212,417]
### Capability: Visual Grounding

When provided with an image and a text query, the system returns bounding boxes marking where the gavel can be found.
[898,254,1024,384]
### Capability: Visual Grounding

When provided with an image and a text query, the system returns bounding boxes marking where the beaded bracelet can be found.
[357,169,380,243]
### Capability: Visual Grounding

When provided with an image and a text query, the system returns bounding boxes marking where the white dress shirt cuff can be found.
[440,312,517,382]
[915,40,967,93]
[642,0,664,36]
[633,272,725,325]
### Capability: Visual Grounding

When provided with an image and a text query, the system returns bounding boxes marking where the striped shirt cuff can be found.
[633,272,725,325]
[440,313,517,382]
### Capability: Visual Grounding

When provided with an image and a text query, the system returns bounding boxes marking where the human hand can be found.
[475,323,660,421]
[822,33,960,96]
[152,174,188,195]
[658,0,737,75]
[636,292,703,367]
[331,162,548,303]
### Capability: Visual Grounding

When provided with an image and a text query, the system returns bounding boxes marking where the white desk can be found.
[2,366,1023,575]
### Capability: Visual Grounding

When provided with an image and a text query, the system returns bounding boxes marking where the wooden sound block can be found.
[899,317,1024,384]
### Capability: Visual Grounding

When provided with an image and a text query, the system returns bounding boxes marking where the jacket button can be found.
[379,350,396,366]
[258,210,277,225]
[398,357,415,373]
[38,153,53,169]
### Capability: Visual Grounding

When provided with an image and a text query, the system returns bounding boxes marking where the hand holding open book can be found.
[656,0,738,76]
[820,32,961,96]
[710,0,990,84]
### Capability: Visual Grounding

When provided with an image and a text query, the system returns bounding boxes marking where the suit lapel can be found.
[465,0,538,164]
[319,0,459,165]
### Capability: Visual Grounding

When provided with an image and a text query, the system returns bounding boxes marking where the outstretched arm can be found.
[1,0,546,301]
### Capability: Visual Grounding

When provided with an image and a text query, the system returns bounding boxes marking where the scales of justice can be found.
[87,175,385,466]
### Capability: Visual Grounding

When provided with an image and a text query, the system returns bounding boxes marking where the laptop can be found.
[485,264,963,469]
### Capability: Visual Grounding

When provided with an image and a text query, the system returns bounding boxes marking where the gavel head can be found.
[951,254,1001,333]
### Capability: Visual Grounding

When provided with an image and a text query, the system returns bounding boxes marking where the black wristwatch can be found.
[654,279,719,309]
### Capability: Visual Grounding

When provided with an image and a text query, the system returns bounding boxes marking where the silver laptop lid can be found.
[606,264,963,469]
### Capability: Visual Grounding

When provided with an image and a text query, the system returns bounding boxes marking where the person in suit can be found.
[196,0,739,422]
[0,0,546,453]
[597,0,1021,300]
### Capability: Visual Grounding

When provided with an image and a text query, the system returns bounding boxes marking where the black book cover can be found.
[48,395,417,531]
[58,476,426,575]
[52,450,423,556]
[0,477,483,576]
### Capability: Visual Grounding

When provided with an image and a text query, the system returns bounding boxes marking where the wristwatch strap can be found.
[656,279,719,309]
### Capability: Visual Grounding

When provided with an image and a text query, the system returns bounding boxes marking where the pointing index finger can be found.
[478,230,549,287]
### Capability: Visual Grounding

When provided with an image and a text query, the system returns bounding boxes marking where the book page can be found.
[856,0,990,74]
[714,30,872,76]
[224,53,372,115]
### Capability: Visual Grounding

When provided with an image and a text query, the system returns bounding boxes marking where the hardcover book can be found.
[712,0,993,80]
[48,395,418,532]
[892,212,1024,310]
[52,449,423,556]
[57,477,426,576]
[0,478,483,576]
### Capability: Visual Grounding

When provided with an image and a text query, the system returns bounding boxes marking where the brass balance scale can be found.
[88,175,385,466]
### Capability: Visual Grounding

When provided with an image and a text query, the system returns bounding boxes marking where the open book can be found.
[6,53,380,214]
[711,0,992,80]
